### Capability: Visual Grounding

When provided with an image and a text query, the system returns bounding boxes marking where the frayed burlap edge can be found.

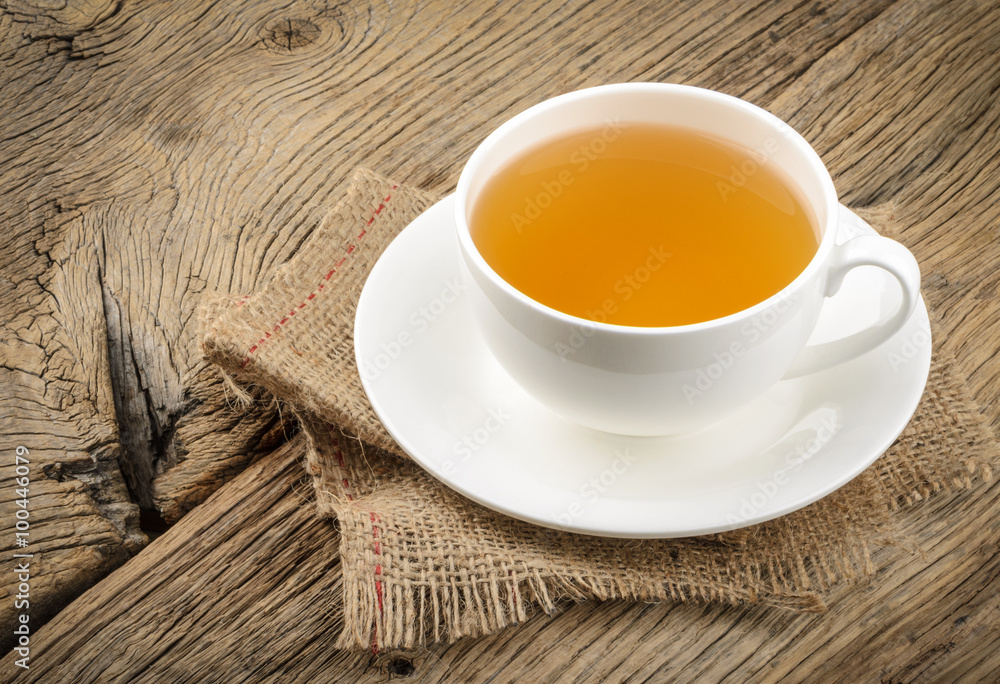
[296,412,842,653]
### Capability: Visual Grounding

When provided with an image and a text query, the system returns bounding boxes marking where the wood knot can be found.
[385,658,415,677]
[260,17,321,54]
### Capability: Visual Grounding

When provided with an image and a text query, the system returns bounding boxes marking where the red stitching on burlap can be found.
[371,510,385,654]
[334,448,354,502]
[238,187,397,368]
[327,424,355,502]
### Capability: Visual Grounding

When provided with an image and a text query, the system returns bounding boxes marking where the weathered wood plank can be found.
[0,437,376,683]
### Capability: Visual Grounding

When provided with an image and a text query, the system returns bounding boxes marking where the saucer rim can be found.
[355,194,931,538]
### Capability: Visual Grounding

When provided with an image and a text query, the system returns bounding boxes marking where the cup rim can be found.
[454,82,840,335]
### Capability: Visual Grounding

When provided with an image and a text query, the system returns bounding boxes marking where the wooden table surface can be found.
[2,0,999,681]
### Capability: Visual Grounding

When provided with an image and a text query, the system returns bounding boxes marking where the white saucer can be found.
[355,195,931,538]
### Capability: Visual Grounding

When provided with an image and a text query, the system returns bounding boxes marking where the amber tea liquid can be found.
[470,122,819,327]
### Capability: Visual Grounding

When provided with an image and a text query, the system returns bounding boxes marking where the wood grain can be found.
[2,0,999,680]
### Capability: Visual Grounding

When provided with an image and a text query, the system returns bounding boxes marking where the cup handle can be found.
[783,234,921,379]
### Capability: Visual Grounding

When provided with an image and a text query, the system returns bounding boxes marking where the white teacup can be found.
[454,83,921,436]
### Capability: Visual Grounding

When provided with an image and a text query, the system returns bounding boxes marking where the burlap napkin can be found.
[198,168,997,653]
